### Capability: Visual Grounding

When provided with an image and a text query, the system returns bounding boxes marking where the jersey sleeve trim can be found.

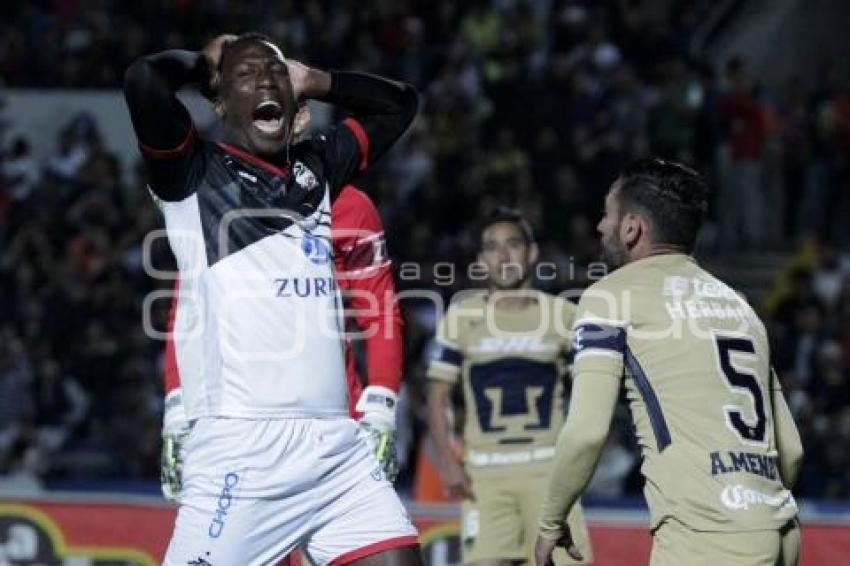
[343,117,370,171]
[625,347,672,452]
[427,362,460,383]
[432,341,463,367]
[575,349,623,362]
[574,321,626,357]
[215,141,290,178]
[140,123,197,159]
[343,232,389,272]
[573,316,627,327]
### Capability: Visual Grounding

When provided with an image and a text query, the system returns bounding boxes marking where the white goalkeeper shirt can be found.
[158,140,350,420]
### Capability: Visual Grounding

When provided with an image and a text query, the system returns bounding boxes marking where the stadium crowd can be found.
[1,0,849,499]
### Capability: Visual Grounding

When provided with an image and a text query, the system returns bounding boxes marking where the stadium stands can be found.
[1,0,849,503]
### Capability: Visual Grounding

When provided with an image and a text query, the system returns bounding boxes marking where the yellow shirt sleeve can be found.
[426,304,464,384]
[539,283,626,540]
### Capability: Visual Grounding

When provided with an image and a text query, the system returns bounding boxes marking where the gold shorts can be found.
[650,517,800,566]
[461,463,592,565]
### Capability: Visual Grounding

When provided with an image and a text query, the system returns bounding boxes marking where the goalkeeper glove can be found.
[161,389,191,504]
[356,385,399,482]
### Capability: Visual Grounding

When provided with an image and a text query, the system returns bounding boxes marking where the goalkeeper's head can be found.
[209,32,297,157]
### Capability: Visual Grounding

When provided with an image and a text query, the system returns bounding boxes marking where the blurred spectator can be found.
[461,0,502,56]
[773,268,821,328]
[767,239,850,497]
[650,58,698,162]
[812,242,850,309]
[0,330,35,467]
[804,64,844,241]
[719,57,768,248]
[2,137,39,201]
[45,114,100,181]
[777,77,811,240]
[34,359,89,456]
[774,302,829,392]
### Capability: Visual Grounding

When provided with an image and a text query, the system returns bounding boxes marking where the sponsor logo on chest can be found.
[469,335,557,353]
[274,277,337,298]
[302,233,331,265]
[293,161,318,191]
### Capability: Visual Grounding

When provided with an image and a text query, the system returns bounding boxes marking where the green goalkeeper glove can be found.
[161,389,190,504]
[355,385,400,482]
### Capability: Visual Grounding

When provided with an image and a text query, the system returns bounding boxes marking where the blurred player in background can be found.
[427,208,592,565]
[160,108,404,503]
[535,159,802,566]
[124,31,420,565]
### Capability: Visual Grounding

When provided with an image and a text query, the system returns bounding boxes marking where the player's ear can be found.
[293,105,310,137]
[620,212,641,248]
[210,71,226,117]
[527,242,540,265]
[213,97,225,118]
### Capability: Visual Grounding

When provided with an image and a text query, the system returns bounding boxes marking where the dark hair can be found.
[219,32,278,74]
[479,206,535,247]
[726,55,745,77]
[616,158,708,252]
[11,137,29,156]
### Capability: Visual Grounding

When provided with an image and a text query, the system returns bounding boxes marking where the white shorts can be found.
[164,417,418,566]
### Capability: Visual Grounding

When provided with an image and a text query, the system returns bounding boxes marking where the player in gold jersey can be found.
[535,159,802,566]
[427,208,592,565]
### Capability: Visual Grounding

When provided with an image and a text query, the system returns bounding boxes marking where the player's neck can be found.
[629,242,688,263]
[223,133,288,165]
[488,286,536,310]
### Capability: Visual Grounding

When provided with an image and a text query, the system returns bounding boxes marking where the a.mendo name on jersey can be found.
[710,451,780,481]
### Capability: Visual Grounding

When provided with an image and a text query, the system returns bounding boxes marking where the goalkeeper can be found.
[126,31,420,564]
[161,109,404,501]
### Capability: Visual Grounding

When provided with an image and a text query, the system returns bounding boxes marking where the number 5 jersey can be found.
[571,253,798,532]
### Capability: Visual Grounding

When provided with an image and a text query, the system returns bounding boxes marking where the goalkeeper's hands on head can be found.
[355,385,399,482]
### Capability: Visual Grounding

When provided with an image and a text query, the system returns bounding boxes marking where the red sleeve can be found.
[163,280,181,394]
[332,186,403,393]
[139,123,197,159]
[343,118,370,171]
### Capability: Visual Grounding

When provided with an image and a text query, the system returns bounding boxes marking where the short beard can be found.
[489,263,528,290]
[600,238,628,270]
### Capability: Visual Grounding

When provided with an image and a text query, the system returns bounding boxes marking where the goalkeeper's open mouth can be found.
[252,100,286,139]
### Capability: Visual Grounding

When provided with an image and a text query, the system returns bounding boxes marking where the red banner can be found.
[0,497,847,564]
